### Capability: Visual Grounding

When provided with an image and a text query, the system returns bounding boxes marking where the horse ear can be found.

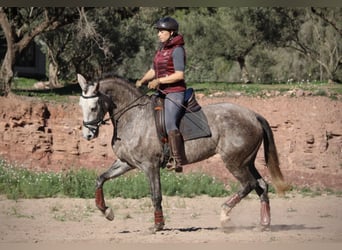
[94,81,100,92]
[77,74,88,91]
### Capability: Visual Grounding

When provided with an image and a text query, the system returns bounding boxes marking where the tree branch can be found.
[311,7,342,36]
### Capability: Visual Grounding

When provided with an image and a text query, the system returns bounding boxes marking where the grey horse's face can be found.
[78,74,102,140]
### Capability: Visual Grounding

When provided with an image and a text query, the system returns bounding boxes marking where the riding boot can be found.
[166,129,186,173]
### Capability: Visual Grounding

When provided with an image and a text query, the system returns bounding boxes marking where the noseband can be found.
[81,93,109,135]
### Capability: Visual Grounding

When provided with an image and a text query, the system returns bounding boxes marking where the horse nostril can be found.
[86,134,92,140]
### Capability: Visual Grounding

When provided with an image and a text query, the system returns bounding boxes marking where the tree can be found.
[0,7,78,96]
[273,8,342,82]
[39,7,153,82]
[177,7,290,83]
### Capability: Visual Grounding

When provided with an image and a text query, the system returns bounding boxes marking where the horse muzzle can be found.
[82,124,99,140]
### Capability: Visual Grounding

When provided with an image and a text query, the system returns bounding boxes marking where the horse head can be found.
[77,74,109,140]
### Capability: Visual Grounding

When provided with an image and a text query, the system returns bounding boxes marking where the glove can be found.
[148,79,160,89]
[136,79,144,88]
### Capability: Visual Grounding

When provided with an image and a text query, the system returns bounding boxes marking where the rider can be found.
[136,17,186,172]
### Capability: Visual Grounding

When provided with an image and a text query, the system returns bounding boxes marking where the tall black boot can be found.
[166,130,187,173]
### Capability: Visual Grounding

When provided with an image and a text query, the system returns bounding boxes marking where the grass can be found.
[10,77,342,101]
[187,81,342,98]
[11,77,81,102]
[1,159,340,200]
[0,159,231,200]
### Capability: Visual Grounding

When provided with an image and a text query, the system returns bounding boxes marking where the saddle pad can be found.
[180,109,211,141]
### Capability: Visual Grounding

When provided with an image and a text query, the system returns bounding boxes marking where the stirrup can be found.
[166,158,183,173]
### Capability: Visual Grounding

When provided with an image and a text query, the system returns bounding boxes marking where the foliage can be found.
[1,7,341,96]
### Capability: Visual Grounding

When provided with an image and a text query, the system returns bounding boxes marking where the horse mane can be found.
[97,76,151,114]
[99,77,144,98]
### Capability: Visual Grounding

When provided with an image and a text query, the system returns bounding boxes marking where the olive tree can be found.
[0,7,79,96]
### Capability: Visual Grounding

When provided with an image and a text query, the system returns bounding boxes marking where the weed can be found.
[287,207,297,213]
[1,158,340,200]
[7,206,34,219]
[0,159,229,199]
[51,204,94,222]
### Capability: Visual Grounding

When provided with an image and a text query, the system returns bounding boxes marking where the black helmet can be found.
[155,17,179,32]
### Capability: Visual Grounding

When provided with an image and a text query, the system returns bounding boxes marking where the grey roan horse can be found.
[77,74,289,231]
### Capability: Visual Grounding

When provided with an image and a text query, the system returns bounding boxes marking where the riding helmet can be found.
[155,17,179,32]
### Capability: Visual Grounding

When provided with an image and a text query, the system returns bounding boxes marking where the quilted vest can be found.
[153,34,186,93]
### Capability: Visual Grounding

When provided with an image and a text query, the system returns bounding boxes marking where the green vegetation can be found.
[0,159,231,200]
[11,77,81,102]
[11,77,342,102]
[1,159,340,200]
[12,77,37,89]
[188,81,342,97]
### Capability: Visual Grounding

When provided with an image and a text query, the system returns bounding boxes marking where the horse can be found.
[77,73,289,232]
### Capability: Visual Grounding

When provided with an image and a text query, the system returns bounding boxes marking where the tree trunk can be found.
[237,56,251,84]
[47,47,60,88]
[0,8,15,96]
[48,62,59,88]
[0,50,15,96]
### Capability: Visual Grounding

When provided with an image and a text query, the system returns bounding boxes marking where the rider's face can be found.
[157,29,172,43]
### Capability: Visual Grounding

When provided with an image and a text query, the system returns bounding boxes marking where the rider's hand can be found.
[135,79,144,88]
[148,79,160,89]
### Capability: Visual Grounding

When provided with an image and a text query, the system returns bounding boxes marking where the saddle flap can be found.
[151,90,211,143]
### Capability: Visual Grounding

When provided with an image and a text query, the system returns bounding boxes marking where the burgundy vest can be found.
[153,35,186,94]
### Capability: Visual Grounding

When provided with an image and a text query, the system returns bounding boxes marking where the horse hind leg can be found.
[220,161,270,229]
[249,162,271,228]
[220,176,254,228]
[220,146,260,227]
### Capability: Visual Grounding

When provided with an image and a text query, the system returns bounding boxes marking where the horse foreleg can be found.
[146,166,164,232]
[95,159,133,220]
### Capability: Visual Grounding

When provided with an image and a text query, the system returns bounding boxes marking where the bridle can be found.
[81,93,110,136]
[80,89,149,141]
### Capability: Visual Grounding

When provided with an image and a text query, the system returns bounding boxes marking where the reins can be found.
[112,89,150,121]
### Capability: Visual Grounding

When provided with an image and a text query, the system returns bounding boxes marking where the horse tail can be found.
[257,114,290,196]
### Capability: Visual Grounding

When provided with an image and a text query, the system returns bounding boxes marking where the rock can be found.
[306,134,315,144]
[0,94,341,190]
[296,89,305,97]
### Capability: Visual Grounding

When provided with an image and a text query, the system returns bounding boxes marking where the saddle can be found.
[151,88,212,144]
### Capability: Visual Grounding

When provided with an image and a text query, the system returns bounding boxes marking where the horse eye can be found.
[91,106,97,112]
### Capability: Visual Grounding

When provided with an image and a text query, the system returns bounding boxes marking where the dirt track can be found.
[0,193,341,247]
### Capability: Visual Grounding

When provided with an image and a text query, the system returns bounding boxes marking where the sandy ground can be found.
[0,192,341,249]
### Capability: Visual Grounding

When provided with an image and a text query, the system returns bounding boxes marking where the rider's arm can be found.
[139,68,156,85]
[158,71,184,84]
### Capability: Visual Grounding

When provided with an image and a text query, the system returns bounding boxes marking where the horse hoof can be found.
[155,222,165,232]
[105,207,114,221]
[220,209,231,224]
[148,223,164,234]
[260,224,271,232]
